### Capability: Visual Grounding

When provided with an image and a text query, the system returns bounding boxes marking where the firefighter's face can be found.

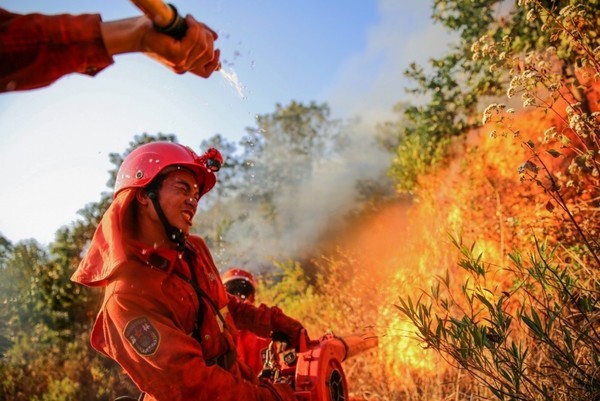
[225,279,256,304]
[157,170,200,235]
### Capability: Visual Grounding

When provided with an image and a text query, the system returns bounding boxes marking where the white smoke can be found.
[212,121,391,270]
[214,1,456,270]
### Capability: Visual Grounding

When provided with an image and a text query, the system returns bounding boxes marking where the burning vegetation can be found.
[256,1,600,400]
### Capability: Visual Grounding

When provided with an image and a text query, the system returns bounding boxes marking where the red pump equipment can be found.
[260,330,379,401]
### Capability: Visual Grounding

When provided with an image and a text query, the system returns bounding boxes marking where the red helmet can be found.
[222,268,257,288]
[114,141,222,198]
[222,268,257,301]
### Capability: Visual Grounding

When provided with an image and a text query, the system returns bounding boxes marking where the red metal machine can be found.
[260,330,379,401]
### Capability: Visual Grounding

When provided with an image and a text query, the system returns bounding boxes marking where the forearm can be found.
[229,295,273,337]
[228,295,304,342]
[0,9,113,91]
[100,16,149,56]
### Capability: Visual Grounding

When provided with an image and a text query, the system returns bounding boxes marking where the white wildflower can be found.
[522,93,536,107]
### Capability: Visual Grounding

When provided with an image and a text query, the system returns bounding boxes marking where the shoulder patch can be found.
[124,317,160,356]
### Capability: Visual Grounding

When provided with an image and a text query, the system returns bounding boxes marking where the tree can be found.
[198,100,350,268]
[239,100,346,202]
[0,240,51,334]
[389,0,599,192]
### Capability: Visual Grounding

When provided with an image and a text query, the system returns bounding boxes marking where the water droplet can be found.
[155,159,160,163]
[141,249,147,255]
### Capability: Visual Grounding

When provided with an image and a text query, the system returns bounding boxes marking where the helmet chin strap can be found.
[147,191,186,252]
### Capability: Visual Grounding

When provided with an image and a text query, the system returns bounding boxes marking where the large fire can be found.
[321,105,570,394]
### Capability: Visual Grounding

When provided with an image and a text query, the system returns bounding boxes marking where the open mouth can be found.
[181,210,194,225]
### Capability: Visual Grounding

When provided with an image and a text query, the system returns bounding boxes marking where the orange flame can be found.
[324,105,567,391]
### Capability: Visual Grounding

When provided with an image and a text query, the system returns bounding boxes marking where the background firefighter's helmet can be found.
[114,141,223,198]
[222,268,257,301]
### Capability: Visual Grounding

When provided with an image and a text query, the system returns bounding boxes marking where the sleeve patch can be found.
[124,317,160,356]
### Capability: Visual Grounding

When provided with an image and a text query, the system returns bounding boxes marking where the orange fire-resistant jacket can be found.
[71,189,303,401]
[236,330,270,376]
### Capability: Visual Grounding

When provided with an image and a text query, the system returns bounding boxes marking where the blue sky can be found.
[0,1,452,245]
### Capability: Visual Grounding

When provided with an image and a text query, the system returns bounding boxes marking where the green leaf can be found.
[475,293,495,312]
[473,326,483,347]
[521,313,543,338]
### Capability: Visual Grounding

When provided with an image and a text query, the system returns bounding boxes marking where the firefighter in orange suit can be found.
[71,141,302,401]
[222,268,271,376]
